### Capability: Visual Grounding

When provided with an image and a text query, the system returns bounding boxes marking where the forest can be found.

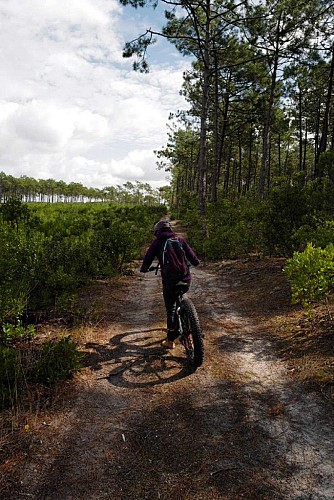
[132,0,334,206]
[121,0,334,255]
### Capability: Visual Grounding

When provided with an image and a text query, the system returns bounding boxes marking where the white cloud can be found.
[35,0,112,24]
[1,0,114,24]
[8,149,166,190]
[0,0,190,189]
[8,101,74,148]
[0,100,109,155]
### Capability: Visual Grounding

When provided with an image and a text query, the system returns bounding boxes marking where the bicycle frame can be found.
[174,286,189,335]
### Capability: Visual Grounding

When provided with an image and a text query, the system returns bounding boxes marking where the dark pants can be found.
[162,281,190,341]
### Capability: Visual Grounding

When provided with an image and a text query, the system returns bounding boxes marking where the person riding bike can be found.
[140,219,200,349]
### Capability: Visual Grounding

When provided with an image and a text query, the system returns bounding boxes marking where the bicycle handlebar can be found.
[148,265,160,274]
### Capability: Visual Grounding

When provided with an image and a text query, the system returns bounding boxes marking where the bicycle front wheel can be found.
[180,298,204,368]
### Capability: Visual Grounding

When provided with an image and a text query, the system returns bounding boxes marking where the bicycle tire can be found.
[180,297,204,368]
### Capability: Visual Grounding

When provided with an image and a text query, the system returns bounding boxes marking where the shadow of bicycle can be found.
[82,328,196,389]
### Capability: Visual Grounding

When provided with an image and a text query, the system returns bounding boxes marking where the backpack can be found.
[161,237,189,284]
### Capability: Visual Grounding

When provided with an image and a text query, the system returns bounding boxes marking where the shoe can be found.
[161,339,175,349]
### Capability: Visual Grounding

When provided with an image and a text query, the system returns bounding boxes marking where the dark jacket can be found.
[140,229,200,281]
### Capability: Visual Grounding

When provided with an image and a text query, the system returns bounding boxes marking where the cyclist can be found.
[140,219,200,349]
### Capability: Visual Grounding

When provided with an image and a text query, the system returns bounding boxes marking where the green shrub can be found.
[0,224,46,322]
[1,320,36,345]
[292,219,334,251]
[264,184,310,256]
[183,197,266,259]
[93,205,161,273]
[30,337,82,386]
[284,243,334,306]
[0,202,165,321]
[0,198,30,230]
[0,346,23,408]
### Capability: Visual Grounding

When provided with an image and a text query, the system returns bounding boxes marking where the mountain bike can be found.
[149,266,204,369]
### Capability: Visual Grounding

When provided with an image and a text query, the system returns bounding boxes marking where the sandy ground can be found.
[2,261,334,499]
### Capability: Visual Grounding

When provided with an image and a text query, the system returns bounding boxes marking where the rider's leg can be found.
[162,284,178,341]
[162,282,190,342]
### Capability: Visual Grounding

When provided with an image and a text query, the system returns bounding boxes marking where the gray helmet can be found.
[153,220,172,235]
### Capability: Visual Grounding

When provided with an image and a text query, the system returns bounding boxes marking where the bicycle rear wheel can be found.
[179,298,204,368]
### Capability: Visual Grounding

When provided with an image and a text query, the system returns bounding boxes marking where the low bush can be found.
[0,200,165,322]
[1,321,36,345]
[292,219,334,251]
[30,337,83,387]
[0,224,46,323]
[284,243,334,307]
[0,346,23,409]
[263,184,310,257]
[0,335,83,409]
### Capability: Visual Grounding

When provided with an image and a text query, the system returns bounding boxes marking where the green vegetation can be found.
[179,182,330,259]
[0,336,82,409]
[0,200,165,323]
[1,321,36,345]
[124,0,334,214]
[284,244,334,307]
[177,183,334,313]
[0,199,165,408]
[0,345,23,409]
[30,336,83,387]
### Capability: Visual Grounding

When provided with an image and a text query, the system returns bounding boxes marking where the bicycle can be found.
[149,266,204,369]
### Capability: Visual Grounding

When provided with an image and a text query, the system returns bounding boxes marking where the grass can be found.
[270,303,334,397]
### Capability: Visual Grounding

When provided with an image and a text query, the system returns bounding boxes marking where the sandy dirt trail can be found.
[7,265,334,499]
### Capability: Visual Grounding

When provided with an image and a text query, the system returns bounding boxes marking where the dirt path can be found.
[4,263,334,499]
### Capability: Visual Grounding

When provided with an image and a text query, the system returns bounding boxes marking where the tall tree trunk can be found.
[212,47,220,203]
[217,89,230,189]
[259,12,282,198]
[198,0,211,216]
[284,144,290,174]
[298,87,303,170]
[314,98,321,172]
[245,127,253,193]
[303,119,308,173]
[238,131,242,195]
[254,148,259,192]
[224,141,232,196]
[231,157,237,194]
[315,43,334,175]
[278,133,281,176]
[267,142,271,192]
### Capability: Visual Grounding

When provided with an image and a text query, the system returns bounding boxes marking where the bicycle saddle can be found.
[175,281,189,292]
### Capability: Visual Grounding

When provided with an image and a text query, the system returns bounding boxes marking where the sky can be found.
[0,0,191,190]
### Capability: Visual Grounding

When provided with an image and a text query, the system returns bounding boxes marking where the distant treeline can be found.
[0,172,170,205]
